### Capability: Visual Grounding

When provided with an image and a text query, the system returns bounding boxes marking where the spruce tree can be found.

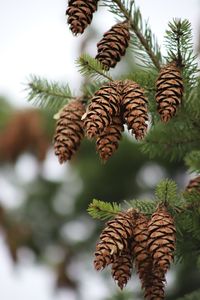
[26,1,200,299]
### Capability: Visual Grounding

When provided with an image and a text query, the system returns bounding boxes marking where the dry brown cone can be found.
[66,0,99,35]
[121,80,148,140]
[95,22,130,70]
[148,205,176,274]
[144,269,165,300]
[186,176,200,193]
[111,248,134,290]
[132,212,166,300]
[94,211,134,271]
[156,61,184,122]
[96,115,124,162]
[54,99,86,163]
[83,81,121,139]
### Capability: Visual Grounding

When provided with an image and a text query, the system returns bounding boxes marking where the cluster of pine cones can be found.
[53,62,183,163]
[54,79,148,163]
[94,205,176,300]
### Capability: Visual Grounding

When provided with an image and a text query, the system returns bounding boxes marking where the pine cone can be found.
[95,22,130,70]
[83,81,121,138]
[156,61,184,122]
[144,270,165,300]
[132,213,151,287]
[94,211,134,271]
[121,80,148,140]
[54,99,85,163]
[132,213,165,300]
[96,115,124,162]
[148,205,176,274]
[186,176,200,193]
[66,0,99,35]
[111,249,133,290]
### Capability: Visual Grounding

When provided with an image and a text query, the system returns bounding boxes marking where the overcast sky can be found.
[0,1,199,300]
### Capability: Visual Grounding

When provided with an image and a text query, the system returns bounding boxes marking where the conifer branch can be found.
[185,151,200,173]
[155,179,179,206]
[124,199,156,215]
[77,54,113,82]
[103,0,162,69]
[26,75,74,114]
[87,199,121,220]
[165,19,198,87]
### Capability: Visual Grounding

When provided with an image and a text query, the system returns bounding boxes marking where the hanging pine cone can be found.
[144,270,165,300]
[94,242,113,270]
[83,81,121,138]
[132,212,166,300]
[111,249,133,290]
[121,80,148,140]
[54,99,85,163]
[156,61,184,122]
[132,213,151,288]
[186,176,200,193]
[96,115,124,162]
[94,211,134,271]
[66,0,99,35]
[147,205,176,274]
[95,22,130,70]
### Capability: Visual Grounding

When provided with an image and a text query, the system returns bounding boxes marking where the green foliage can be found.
[88,199,121,220]
[185,150,200,173]
[176,289,200,300]
[124,198,156,215]
[155,179,179,205]
[77,53,113,82]
[26,75,73,114]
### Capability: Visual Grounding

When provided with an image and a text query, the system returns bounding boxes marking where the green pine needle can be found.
[77,54,113,82]
[155,179,179,206]
[26,75,73,114]
[124,199,156,215]
[185,150,200,173]
[87,199,121,220]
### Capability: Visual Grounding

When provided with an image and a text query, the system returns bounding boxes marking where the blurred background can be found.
[0,1,199,300]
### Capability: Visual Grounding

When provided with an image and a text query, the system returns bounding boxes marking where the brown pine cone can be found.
[132,213,165,299]
[144,269,165,300]
[94,211,134,271]
[121,80,148,140]
[83,81,121,138]
[186,176,200,193]
[156,61,184,122]
[95,22,130,70]
[148,205,176,274]
[111,249,133,290]
[132,213,151,287]
[66,0,99,35]
[54,99,85,163]
[96,115,124,162]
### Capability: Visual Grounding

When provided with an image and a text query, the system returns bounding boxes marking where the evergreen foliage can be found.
[26,75,73,114]
[88,199,121,220]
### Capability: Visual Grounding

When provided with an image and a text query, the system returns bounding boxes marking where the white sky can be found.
[0,1,199,300]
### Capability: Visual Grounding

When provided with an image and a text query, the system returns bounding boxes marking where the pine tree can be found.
[26,1,200,299]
